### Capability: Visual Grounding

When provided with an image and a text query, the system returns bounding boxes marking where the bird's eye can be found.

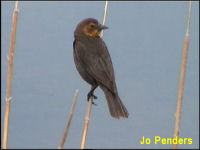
[90,24,95,28]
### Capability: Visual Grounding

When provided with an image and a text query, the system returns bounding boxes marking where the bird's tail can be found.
[100,86,129,119]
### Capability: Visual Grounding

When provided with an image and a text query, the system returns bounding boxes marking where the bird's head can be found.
[74,18,108,38]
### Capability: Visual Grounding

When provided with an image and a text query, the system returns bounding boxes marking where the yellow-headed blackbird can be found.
[73,18,129,119]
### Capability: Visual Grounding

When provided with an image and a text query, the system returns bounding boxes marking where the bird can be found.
[73,18,129,119]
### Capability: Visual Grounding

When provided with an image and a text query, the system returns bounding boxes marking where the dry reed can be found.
[57,90,79,149]
[80,96,93,149]
[80,1,109,149]
[100,0,108,38]
[2,1,19,149]
[172,1,192,149]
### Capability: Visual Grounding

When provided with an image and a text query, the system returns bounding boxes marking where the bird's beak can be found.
[98,24,109,31]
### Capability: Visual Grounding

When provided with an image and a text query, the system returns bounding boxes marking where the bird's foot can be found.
[87,93,98,106]
[93,95,98,99]
[92,101,98,106]
[87,93,98,100]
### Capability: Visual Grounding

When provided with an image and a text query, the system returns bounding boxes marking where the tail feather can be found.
[100,86,129,119]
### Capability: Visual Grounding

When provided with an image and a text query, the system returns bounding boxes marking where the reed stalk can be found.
[80,2,109,148]
[80,96,93,149]
[57,90,79,149]
[172,1,192,149]
[80,1,108,149]
[2,1,19,149]
[100,0,108,38]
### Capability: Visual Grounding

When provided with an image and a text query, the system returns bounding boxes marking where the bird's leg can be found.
[87,85,98,105]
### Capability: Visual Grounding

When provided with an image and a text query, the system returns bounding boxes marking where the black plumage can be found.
[73,18,129,119]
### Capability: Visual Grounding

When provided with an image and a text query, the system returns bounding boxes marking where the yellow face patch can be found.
[83,23,101,37]
[85,29,100,37]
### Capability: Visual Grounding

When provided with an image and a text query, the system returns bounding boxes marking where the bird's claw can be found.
[87,93,98,101]
[92,101,98,106]
[93,95,98,99]
[87,93,98,106]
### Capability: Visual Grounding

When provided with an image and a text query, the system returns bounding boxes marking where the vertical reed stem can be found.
[172,1,192,149]
[80,1,109,149]
[100,0,108,38]
[58,90,79,149]
[80,97,93,149]
[2,1,19,149]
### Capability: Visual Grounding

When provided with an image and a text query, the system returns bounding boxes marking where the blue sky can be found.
[1,1,199,149]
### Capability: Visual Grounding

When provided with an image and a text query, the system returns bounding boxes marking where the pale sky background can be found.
[1,1,199,149]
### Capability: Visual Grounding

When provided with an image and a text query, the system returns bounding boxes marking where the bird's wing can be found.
[87,40,117,93]
[74,38,117,93]
[73,39,96,85]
